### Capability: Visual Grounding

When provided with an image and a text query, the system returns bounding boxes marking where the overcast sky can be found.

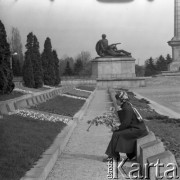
[0,0,174,64]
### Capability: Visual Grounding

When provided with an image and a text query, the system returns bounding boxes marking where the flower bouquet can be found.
[86,111,120,132]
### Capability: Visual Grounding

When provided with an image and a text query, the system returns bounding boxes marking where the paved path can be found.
[46,89,123,180]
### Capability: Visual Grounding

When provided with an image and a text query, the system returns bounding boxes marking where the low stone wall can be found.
[0,86,72,115]
[61,79,96,86]
[108,88,178,180]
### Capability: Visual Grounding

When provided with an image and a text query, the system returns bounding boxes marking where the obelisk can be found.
[168,0,180,71]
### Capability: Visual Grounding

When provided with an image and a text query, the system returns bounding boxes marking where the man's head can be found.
[102,34,106,39]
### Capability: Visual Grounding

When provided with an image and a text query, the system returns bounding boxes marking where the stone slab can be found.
[136,131,156,162]
[140,139,165,175]
[15,99,28,108]
[147,151,177,180]
[26,98,34,107]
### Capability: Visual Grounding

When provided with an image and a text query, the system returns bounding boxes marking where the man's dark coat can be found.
[105,101,148,159]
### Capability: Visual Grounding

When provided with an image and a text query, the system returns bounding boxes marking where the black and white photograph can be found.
[0,0,179,179]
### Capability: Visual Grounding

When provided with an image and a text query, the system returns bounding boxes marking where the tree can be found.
[75,51,92,76]
[32,35,43,88]
[41,37,55,85]
[0,20,14,94]
[155,55,167,72]
[52,50,61,85]
[63,61,73,76]
[166,54,172,65]
[23,32,35,88]
[23,54,34,88]
[9,27,24,76]
[12,55,21,76]
[144,57,157,76]
[74,58,83,75]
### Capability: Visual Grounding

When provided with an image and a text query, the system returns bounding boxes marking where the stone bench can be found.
[140,139,165,175]
[136,131,156,162]
[147,151,178,180]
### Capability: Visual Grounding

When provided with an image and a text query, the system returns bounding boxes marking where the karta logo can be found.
[108,158,179,179]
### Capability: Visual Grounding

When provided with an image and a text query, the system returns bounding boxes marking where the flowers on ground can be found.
[14,88,33,94]
[87,111,120,131]
[74,88,92,93]
[43,85,56,89]
[9,109,70,124]
[60,93,86,100]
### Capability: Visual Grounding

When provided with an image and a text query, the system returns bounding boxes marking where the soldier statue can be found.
[96,34,131,57]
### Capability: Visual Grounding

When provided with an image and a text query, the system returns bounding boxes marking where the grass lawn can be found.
[0,114,66,180]
[76,85,95,91]
[31,95,85,117]
[126,90,180,166]
[0,91,25,101]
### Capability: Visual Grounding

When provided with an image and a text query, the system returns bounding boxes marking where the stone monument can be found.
[92,34,145,88]
[168,0,180,71]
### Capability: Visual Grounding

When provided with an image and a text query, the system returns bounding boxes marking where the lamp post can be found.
[10,52,18,69]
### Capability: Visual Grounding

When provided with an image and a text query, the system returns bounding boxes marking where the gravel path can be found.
[46,89,124,180]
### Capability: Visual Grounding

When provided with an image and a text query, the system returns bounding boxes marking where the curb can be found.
[0,86,72,115]
[132,91,180,119]
[20,88,96,180]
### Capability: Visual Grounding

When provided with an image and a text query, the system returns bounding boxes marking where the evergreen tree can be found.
[0,20,14,94]
[144,57,157,76]
[74,58,83,75]
[41,37,55,85]
[32,35,43,88]
[63,61,73,76]
[23,32,35,87]
[23,54,34,88]
[166,54,172,65]
[12,56,21,76]
[156,55,167,72]
[52,50,61,85]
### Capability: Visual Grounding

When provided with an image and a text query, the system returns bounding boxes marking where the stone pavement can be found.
[46,89,124,180]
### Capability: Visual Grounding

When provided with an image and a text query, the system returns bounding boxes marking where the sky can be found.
[0,0,174,65]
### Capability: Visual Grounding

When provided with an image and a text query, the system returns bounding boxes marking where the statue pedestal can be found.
[168,40,180,72]
[91,57,145,88]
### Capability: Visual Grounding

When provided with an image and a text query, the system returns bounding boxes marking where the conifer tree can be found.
[0,20,14,94]
[166,54,172,65]
[41,37,55,85]
[144,57,157,76]
[156,55,167,72]
[32,35,43,88]
[74,58,83,75]
[63,61,73,76]
[23,32,35,87]
[23,54,34,87]
[52,50,61,85]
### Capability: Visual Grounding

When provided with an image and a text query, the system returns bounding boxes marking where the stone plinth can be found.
[168,0,180,72]
[92,57,145,88]
[92,57,136,79]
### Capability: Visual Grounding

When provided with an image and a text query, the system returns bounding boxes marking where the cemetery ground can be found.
[0,85,94,180]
